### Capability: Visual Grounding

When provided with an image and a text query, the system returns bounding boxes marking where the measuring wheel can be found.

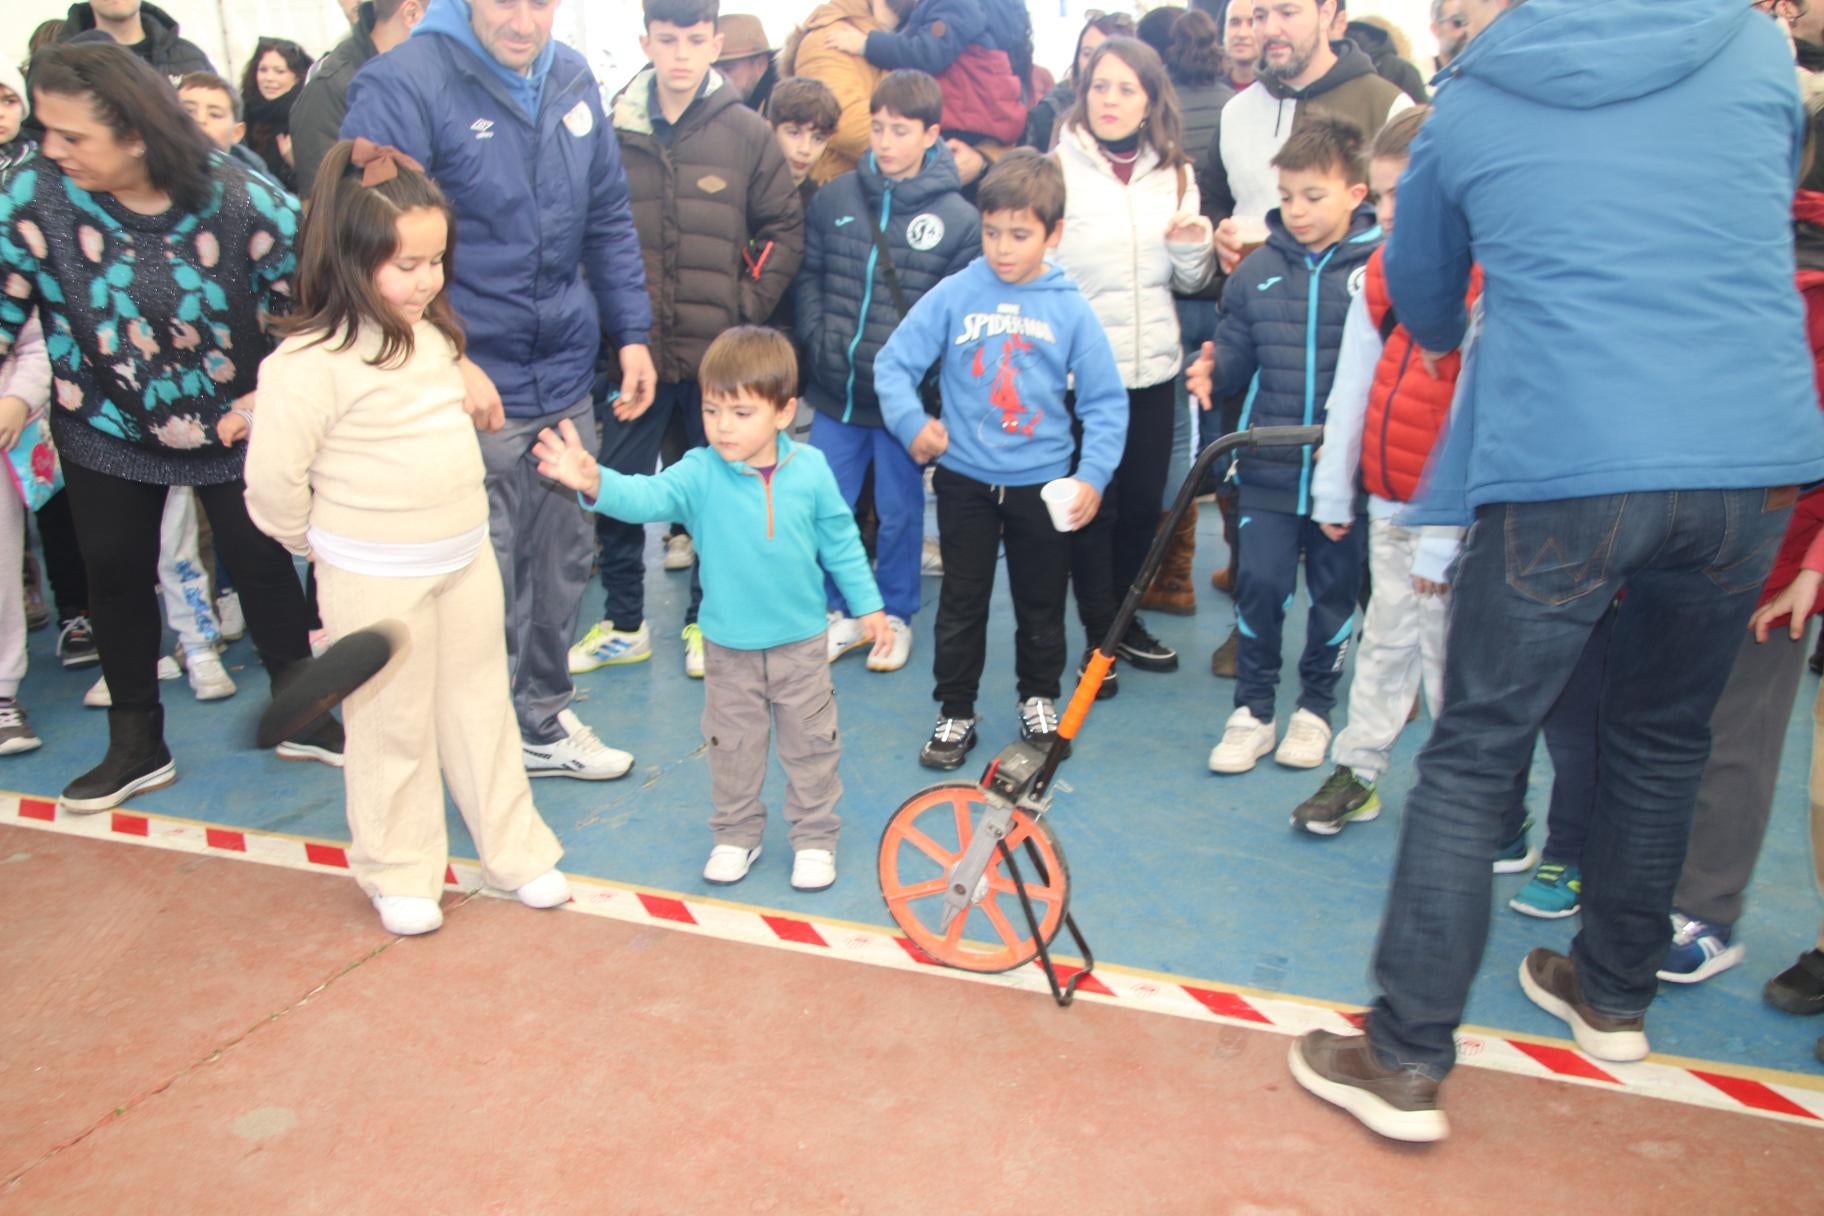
[877,783,1071,973]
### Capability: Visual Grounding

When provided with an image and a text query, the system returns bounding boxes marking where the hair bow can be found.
[348,138,425,187]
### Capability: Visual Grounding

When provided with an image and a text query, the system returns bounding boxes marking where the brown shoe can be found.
[1209,628,1239,678]
[1288,1030,1448,1143]
[1518,947,1650,1062]
[1140,575,1196,615]
[1209,566,1236,595]
[1139,510,1198,616]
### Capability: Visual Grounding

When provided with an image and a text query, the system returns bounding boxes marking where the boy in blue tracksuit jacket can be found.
[876,151,1126,770]
[1190,117,1381,777]
[797,69,979,671]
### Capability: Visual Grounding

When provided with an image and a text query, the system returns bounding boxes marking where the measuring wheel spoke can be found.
[897,822,955,868]
[885,876,950,902]
[980,898,1027,953]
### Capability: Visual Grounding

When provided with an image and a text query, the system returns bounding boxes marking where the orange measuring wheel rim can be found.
[877,783,1070,974]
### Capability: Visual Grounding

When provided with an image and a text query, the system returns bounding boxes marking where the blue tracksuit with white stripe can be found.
[1205,204,1380,724]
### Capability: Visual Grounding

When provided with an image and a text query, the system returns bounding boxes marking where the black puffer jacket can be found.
[57,2,213,78]
[1174,76,1236,188]
[796,144,981,426]
[612,69,804,383]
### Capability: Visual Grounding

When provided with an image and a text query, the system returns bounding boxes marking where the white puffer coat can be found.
[1052,123,1215,390]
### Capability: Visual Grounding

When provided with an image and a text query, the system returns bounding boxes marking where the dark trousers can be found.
[35,488,88,623]
[1536,602,1614,863]
[931,467,1071,718]
[1233,507,1364,723]
[595,380,705,631]
[60,461,312,713]
[1367,489,1790,1078]
[1072,380,1177,640]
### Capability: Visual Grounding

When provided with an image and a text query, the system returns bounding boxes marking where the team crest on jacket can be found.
[906,214,945,252]
[1347,266,1368,297]
[563,100,593,138]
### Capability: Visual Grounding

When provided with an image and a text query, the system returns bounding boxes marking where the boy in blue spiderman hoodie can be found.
[1187,115,1381,777]
[876,150,1127,770]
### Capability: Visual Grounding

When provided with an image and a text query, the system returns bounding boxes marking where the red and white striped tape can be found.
[7,792,1823,1129]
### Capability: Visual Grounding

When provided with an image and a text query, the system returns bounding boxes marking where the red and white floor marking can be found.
[8,791,1823,1130]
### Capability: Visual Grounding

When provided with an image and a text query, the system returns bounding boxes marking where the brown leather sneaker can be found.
[1518,947,1650,1062]
[1209,627,1240,678]
[1287,1030,1448,1143]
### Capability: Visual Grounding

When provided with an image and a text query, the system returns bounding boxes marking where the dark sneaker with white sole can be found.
[276,714,346,768]
[1287,1030,1448,1143]
[1292,767,1380,835]
[1017,696,1070,759]
[57,615,98,668]
[919,715,978,770]
[61,707,176,813]
[1116,617,1178,672]
[0,698,42,755]
[1518,947,1649,1062]
[1076,649,1117,700]
[1763,949,1824,1016]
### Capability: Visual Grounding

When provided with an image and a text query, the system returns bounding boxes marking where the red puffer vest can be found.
[1360,248,1484,502]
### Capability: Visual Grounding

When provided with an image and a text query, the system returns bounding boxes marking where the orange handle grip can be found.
[1060,649,1115,739]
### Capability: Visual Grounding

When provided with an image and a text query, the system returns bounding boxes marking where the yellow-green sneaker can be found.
[568,620,652,673]
[682,623,705,679]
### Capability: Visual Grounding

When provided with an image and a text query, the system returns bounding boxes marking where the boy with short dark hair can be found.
[535,327,888,892]
[176,72,273,179]
[875,149,1127,769]
[768,75,841,198]
[1187,115,1380,776]
[797,68,980,674]
[577,0,805,681]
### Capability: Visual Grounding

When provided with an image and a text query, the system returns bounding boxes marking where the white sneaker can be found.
[682,623,706,679]
[184,647,236,701]
[522,709,635,780]
[569,619,652,673]
[1274,708,1332,770]
[866,615,913,672]
[826,610,866,663]
[515,869,571,909]
[703,843,761,885]
[662,532,697,570]
[84,656,182,708]
[920,537,944,576]
[1209,707,1277,774]
[791,848,837,891]
[372,894,443,936]
[215,592,245,641]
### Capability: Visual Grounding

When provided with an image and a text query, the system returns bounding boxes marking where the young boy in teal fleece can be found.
[534,327,889,893]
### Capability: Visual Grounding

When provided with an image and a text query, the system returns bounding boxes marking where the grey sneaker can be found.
[1288,1029,1448,1143]
[0,698,42,755]
[1292,767,1381,836]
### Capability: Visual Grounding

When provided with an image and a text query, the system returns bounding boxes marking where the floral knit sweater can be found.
[0,153,298,485]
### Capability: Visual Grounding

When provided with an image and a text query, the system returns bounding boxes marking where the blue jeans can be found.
[595,380,705,630]
[1367,490,1792,1078]
[1536,602,1615,863]
[810,411,923,621]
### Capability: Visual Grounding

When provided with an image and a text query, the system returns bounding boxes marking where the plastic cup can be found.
[1042,479,1079,532]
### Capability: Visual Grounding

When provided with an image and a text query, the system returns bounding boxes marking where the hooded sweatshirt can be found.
[57,3,213,80]
[411,0,554,122]
[875,258,1128,493]
[1392,0,1824,523]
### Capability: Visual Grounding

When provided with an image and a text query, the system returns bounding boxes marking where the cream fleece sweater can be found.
[246,323,487,555]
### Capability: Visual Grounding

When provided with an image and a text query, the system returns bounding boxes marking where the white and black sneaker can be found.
[919,714,979,771]
[1115,616,1178,672]
[1017,696,1069,758]
[0,698,42,755]
[57,615,99,668]
[523,709,634,780]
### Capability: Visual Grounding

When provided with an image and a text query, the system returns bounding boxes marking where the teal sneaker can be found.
[567,620,653,674]
[1509,861,1582,919]
[1493,817,1541,874]
[1291,766,1381,836]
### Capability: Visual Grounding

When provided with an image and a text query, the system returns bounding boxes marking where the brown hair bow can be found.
[349,138,425,187]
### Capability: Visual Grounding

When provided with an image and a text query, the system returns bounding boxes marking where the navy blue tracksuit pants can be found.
[1234,507,1364,724]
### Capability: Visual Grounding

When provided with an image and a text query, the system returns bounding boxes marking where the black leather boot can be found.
[61,705,176,813]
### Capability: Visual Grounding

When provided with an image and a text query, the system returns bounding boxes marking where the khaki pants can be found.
[316,547,563,900]
[701,634,842,851]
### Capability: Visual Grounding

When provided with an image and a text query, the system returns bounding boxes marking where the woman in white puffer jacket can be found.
[1052,36,1214,680]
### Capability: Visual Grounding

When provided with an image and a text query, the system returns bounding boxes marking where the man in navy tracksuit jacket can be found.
[797,142,978,659]
[1203,203,1380,750]
[341,0,655,776]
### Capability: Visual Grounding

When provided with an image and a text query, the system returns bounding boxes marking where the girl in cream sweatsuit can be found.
[245,140,570,937]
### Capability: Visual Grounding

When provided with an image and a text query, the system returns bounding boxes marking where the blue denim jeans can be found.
[1367,489,1791,1078]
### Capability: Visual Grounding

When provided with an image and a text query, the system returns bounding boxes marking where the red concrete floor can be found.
[4,824,1821,1215]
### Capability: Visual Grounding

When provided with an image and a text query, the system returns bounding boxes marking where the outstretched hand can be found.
[532,418,603,499]
[858,610,894,661]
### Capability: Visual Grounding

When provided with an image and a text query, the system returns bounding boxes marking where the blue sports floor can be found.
[9,505,1822,1077]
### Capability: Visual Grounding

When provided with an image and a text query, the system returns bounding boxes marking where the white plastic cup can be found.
[1041,479,1079,532]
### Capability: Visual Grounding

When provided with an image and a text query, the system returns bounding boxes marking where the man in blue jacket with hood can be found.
[341,0,657,781]
[1288,0,1824,1143]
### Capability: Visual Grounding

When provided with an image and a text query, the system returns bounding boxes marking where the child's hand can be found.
[1061,478,1101,529]
[532,418,603,499]
[458,355,505,432]
[909,418,949,464]
[0,396,28,450]
[1750,569,1823,642]
[1412,576,1450,597]
[824,23,867,55]
[858,610,894,660]
[214,393,255,446]
[1320,522,1351,544]
[1165,212,1213,247]
[1215,219,1246,274]
[1186,342,1216,411]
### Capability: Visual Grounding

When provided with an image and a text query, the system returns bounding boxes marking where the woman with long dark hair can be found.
[0,43,339,812]
[240,37,313,191]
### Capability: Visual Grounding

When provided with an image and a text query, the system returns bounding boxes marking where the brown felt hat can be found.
[715,14,775,62]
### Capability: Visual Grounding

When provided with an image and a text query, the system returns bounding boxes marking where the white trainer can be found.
[866,615,913,672]
[515,869,571,909]
[184,647,237,701]
[826,610,866,663]
[1274,708,1332,770]
[662,532,697,570]
[791,848,837,891]
[373,895,443,936]
[522,709,635,780]
[84,656,182,707]
[920,537,944,576]
[703,843,761,885]
[1209,707,1277,774]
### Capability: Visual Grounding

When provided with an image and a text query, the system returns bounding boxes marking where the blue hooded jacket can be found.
[1390,0,1824,523]
[340,0,651,419]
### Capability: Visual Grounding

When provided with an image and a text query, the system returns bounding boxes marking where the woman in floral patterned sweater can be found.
[0,43,341,812]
